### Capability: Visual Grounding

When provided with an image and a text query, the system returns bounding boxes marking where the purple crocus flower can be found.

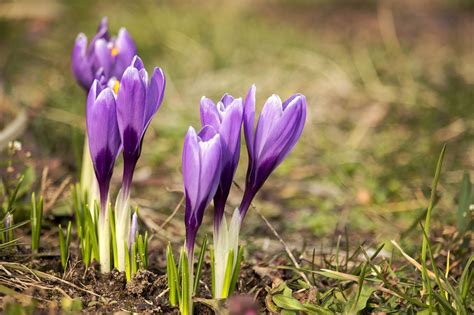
[86,78,121,211]
[239,85,306,219]
[116,56,166,197]
[72,17,136,90]
[183,126,222,257]
[200,95,243,228]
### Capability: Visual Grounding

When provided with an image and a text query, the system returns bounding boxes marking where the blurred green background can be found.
[0,0,472,251]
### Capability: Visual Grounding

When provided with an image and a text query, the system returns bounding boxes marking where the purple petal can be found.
[87,17,110,56]
[220,93,235,107]
[257,96,305,171]
[86,83,121,208]
[183,126,222,252]
[197,133,222,208]
[114,29,137,78]
[215,98,243,217]
[183,127,200,212]
[143,67,166,131]
[282,93,301,110]
[131,55,144,71]
[200,97,221,130]
[243,84,256,159]
[71,33,93,90]
[93,39,113,78]
[198,125,219,141]
[275,95,306,165]
[218,98,243,168]
[116,66,147,159]
[97,17,109,35]
[254,94,283,160]
[240,92,307,220]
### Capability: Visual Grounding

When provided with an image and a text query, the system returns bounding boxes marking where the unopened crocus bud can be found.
[129,211,138,250]
[183,126,222,257]
[86,80,121,210]
[200,94,243,228]
[72,17,136,90]
[86,78,121,272]
[116,56,166,198]
[5,213,13,242]
[240,85,306,219]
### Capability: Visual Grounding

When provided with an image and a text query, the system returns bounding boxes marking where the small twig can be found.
[0,262,101,297]
[255,209,312,286]
[157,287,170,298]
[53,286,72,299]
[391,240,444,284]
[160,195,184,229]
[0,109,28,150]
[231,181,312,286]
[45,176,71,211]
[40,167,49,198]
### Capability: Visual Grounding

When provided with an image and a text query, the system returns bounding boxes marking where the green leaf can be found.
[352,262,369,312]
[131,242,138,275]
[229,245,244,296]
[7,175,24,212]
[109,208,118,269]
[193,235,207,294]
[136,232,148,270]
[180,248,191,315]
[457,171,472,235]
[65,221,72,249]
[302,302,335,315]
[272,294,307,311]
[210,248,215,298]
[30,193,43,253]
[166,243,178,306]
[344,285,375,314]
[59,224,66,269]
[124,241,131,282]
[221,249,235,298]
[421,144,446,291]
[458,255,473,303]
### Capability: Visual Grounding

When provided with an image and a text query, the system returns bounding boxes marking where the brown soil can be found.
[0,241,277,314]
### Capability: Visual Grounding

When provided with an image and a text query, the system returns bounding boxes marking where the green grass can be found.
[0,0,472,312]
[1,0,472,259]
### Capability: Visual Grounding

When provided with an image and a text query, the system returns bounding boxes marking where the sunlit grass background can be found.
[1,0,472,253]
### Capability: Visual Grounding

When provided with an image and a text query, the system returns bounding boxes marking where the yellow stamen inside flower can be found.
[113,81,120,95]
[111,47,119,57]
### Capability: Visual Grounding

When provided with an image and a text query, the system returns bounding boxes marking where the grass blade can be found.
[229,245,244,296]
[456,171,472,235]
[193,235,207,294]
[421,144,446,290]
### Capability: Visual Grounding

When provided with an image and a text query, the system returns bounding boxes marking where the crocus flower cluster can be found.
[72,17,136,90]
[178,85,306,303]
[74,18,307,315]
[85,55,165,272]
[73,17,137,220]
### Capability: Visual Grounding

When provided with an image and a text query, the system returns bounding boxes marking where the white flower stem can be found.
[80,136,99,220]
[213,208,241,298]
[187,251,194,315]
[98,205,111,272]
[115,189,131,271]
